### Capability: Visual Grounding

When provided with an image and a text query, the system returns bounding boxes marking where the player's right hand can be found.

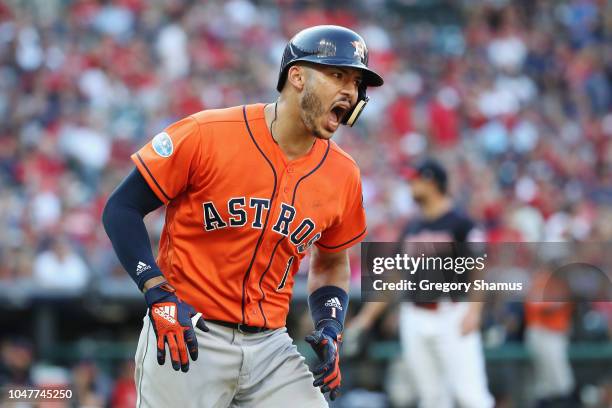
[145,282,209,372]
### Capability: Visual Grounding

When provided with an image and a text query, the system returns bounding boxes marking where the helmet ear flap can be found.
[342,86,368,127]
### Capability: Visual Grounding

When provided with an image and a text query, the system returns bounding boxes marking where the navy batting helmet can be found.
[276,25,384,126]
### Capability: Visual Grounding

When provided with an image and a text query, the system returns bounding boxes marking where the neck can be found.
[421,195,452,220]
[265,97,316,161]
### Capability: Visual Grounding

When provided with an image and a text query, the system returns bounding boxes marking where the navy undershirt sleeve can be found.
[102,168,165,291]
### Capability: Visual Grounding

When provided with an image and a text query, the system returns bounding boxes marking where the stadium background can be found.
[0,0,610,406]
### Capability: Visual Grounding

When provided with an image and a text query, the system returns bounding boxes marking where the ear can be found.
[286,65,306,91]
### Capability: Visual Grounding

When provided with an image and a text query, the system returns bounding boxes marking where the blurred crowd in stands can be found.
[0,0,610,286]
[0,336,136,407]
[0,0,610,406]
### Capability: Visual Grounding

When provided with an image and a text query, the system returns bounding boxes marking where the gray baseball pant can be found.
[134,314,328,408]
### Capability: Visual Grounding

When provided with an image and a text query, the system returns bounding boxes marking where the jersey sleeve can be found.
[131,116,201,205]
[316,169,367,252]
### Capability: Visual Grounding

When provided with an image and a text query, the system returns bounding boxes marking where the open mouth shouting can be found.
[326,100,351,132]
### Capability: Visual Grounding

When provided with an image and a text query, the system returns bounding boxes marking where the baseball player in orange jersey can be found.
[102,25,383,407]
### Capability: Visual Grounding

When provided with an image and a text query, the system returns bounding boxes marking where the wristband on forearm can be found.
[308,285,349,339]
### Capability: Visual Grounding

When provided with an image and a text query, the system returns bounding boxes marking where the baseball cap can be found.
[401,158,448,192]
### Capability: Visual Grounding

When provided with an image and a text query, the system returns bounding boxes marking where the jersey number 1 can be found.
[277,257,294,291]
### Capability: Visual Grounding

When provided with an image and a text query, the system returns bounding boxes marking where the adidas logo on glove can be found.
[154,305,177,324]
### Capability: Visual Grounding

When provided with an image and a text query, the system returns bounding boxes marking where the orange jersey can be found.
[525,302,572,332]
[525,271,573,332]
[132,104,366,328]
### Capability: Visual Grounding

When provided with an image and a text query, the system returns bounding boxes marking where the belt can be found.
[207,320,270,334]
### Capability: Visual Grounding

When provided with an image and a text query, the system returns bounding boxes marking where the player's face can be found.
[409,178,430,204]
[299,66,362,139]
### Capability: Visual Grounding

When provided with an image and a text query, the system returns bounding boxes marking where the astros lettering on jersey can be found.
[132,104,366,329]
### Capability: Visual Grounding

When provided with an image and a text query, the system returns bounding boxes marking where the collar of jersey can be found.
[247,103,328,172]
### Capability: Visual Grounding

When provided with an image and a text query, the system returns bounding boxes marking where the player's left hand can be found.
[305,328,342,400]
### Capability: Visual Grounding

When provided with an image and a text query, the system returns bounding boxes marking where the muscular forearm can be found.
[308,248,350,293]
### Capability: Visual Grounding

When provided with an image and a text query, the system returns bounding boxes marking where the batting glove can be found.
[305,327,342,400]
[145,282,209,372]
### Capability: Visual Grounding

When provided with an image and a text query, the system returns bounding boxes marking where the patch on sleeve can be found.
[152,132,173,157]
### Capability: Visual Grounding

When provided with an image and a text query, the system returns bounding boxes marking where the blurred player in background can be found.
[103,25,383,407]
[347,158,494,408]
[525,270,575,408]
